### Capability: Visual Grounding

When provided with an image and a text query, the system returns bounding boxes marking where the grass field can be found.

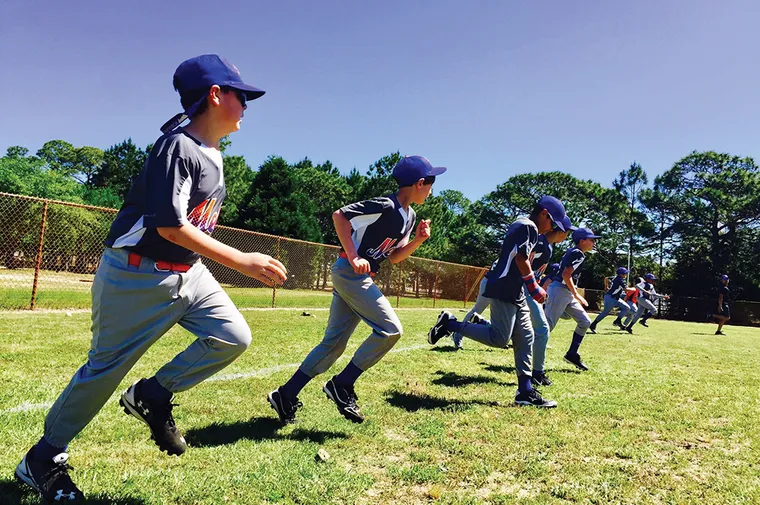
[1,308,759,504]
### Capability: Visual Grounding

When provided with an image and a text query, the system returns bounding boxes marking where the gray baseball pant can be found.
[452,277,490,346]
[544,283,592,336]
[523,285,550,373]
[622,302,638,326]
[627,298,657,326]
[592,294,631,325]
[299,257,402,377]
[43,247,251,447]
[456,298,534,377]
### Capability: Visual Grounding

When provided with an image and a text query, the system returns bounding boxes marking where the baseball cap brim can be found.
[226,82,266,101]
[428,166,447,177]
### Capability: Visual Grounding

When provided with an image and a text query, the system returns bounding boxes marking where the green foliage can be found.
[218,155,254,226]
[93,138,148,200]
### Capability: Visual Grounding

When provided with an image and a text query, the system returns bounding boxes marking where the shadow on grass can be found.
[384,390,500,412]
[185,417,349,448]
[431,370,514,388]
[548,368,582,374]
[0,477,148,505]
[429,346,460,353]
[480,363,516,374]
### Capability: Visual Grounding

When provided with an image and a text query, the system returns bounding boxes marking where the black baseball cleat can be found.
[268,388,303,425]
[120,379,187,456]
[471,312,489,325]
[428,311,453,345]
[515,389,557,408]
[624,325,633,334]
[531,372,553,387]
[564,353,589,371]
[323,378,364,423]
[715,330,726,335]
[15,449,83,502]
[639,320,649,327]
[588,323,597,334]
[612,318,623,328]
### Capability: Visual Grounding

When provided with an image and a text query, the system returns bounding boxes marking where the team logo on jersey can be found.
[366,238,398,260]
[188,198,220,233]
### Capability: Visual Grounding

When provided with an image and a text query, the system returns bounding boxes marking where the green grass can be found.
[1,309,759,504]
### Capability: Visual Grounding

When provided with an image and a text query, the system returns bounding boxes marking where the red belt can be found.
[128,252,192,273]
[339,251,376,277]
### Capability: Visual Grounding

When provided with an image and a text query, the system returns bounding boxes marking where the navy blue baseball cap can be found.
[392,156,447,186]
[617,267,629,275]
[560,215,577,232]
[572,227,601,243]
[645,273,656,281]
[537,196,567,231]
[720,274,729,281]
[161,54,265,133]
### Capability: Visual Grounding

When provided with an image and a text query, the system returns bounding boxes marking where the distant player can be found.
[623,273,669,333]
[427,196,569,408]
[619,279,641,329]
[15,55,287,502]
[589,267,630,332]
[543,227,601,371]
[268,155,445,424]
[713,274,731,335]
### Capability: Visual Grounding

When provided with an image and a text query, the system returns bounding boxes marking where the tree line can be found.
[1,139,759,301]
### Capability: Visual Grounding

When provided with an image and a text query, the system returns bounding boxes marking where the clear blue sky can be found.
[1,0,757,201]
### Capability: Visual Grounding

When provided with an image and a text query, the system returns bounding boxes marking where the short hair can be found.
[398,175,436,188]
[529,204,544,220]
[181,88,210,119]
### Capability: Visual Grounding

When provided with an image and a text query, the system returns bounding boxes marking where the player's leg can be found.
[716,304,730,334]
[504,299,556,407]
[543,283,574,331]
[319,259,402,423]
[17,249,186,501]
[612,298,630,327]
[452,277,489,349]
[590,294,616,332]
[563,298,592,371]
[637,299,657,327]
[621,302,636,328]
[523,285,552,385]
[271,287,360,424]
[624,302,647,332]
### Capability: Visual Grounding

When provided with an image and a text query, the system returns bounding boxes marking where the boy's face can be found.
[411,179,434,205]
[207,86,248,135]
[547,228,569,243]
[536,209,554,234]
[620,273,628,279]
[577,237,595,252]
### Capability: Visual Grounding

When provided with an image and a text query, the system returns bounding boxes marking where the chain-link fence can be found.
[0,192,487,311]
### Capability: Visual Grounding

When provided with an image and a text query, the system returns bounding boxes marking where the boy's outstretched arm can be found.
[157,224,287,286]
[388,219,430,264]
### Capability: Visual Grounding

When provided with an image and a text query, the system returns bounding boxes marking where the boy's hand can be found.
[349,256,371,275]
[576,294,588,307]
[416,219,431,241]
[237,252,287,286]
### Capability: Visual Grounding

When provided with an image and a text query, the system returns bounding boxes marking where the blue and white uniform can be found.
[455,217,539,379]
[544,246,592,335]
[299,194,414,377]
[591,274,631,327]
[42,128,251,448]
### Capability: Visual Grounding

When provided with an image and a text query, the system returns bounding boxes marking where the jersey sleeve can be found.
[513,222,537,257]
[561,249,585,272]
[339,197,393,230]
[396,208,416,248]
[143,138,198,228]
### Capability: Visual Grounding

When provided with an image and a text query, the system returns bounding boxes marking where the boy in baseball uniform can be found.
[15,55,287,502]
[268,156,445,424]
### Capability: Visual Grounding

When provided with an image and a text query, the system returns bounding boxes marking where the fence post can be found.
[433,262,440,308]
[463,269,469,308]
[396,263,402,308]
[30,201,49,310]
[272,237,281,308]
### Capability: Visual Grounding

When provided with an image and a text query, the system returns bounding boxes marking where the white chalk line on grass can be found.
[0,344,430,415]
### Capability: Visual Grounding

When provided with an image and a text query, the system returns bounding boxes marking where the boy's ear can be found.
[209,85,222,106]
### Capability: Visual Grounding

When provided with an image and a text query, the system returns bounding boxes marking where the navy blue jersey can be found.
[552,247,585,286]
[541,263,560,287]
[484,217,538,304]
[606,275,627,298]
[718,285,730,303]
[530,235,552,277]
[105,129,225,264]
[339,194,416,273]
